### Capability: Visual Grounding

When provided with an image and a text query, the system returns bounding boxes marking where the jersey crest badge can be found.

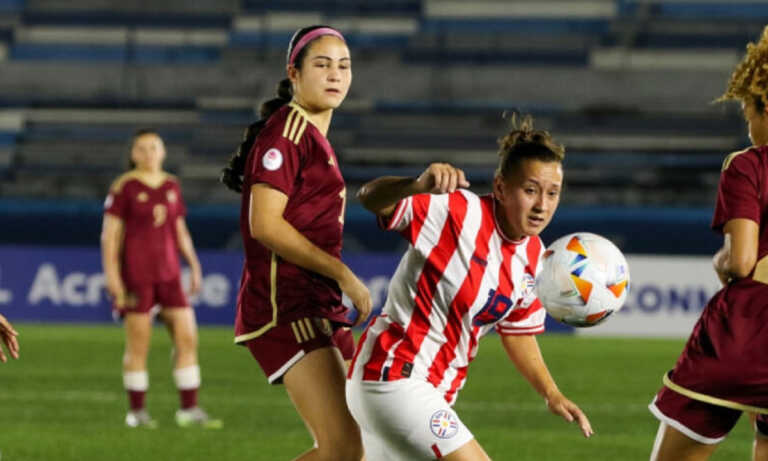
[137,192,148,202]
[262,148,283,171]
[430,409,459,439]
[166,190,177,203]
[522,273,536,297]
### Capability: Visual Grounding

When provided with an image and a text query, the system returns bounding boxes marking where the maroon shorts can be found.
[650,283,768,442]
[651,384,768,442]
[114,278,189,316]
[244,317,355,384]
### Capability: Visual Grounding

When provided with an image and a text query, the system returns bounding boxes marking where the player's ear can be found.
[286,65,299,85]
[493,175,505,201]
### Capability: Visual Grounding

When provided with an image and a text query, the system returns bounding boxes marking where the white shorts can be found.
[346,378,474,460]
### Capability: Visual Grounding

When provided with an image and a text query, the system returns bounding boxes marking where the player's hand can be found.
[713,234,732,286]
[416,163,470,195]
[106,276,127,309]
[189,266,203,296]
[546,392,593,438]
[338,268,372,326]
[0,313,19,362]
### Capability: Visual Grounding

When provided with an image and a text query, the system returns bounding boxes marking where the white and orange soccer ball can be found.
[536,232,630,327]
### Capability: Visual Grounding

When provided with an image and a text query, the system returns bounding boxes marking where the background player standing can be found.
[649,25,768,461]
[347,116,592,461]
[221,25,371,461]
[102,129,220,429]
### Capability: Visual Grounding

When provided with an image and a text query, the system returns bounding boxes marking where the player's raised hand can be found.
[416,163,470,195]
[546,392,593,438]
[0,313,19,362]
[338,267,372,326]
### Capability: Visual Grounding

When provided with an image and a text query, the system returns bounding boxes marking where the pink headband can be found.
[288,27,346,66]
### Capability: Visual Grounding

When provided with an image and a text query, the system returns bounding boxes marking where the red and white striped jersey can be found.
[348,189,546,405]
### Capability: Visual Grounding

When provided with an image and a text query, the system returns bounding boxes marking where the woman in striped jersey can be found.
[347,115,592,460]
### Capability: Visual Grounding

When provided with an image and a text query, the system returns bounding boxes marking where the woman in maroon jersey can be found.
[102,129,220,429]
[221,25,371,460]
[649,26,768,461]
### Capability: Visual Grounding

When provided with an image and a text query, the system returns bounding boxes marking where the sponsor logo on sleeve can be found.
[430,409,459,439]
[103,194,113,209]
[262,148,283,171]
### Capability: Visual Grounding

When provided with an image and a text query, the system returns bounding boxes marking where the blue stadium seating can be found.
[0,0,762,249]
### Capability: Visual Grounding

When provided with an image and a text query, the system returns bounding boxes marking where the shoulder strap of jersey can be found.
[109,171,141,194]
[722,147,751,172]
[281,102,311,145]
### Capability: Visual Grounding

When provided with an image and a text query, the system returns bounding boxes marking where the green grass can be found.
[0,324,756,460]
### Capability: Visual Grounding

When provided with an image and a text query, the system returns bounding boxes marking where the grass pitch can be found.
[0,324,755,460]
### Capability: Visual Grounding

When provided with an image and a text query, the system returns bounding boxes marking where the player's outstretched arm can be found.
[249,183,372,325]
[357,163,470,218]
[500,334,593,438]
[0,313,19,362]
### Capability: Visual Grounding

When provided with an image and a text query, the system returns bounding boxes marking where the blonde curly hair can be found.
[718,25,768,110]
[496,114,565,179]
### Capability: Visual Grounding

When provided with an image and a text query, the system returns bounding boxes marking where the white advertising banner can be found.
[576,255,722,338]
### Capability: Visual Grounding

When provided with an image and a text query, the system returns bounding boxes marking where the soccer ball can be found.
[537,232,630,327]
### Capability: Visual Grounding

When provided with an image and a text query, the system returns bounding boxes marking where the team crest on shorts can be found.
[430,409,459,439]
[262,148,283,171]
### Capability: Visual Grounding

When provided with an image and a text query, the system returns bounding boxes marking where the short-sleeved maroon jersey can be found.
[235,102,349,343]
[653,146,768,417]
[712,145,768,283]
[104,171,186,287]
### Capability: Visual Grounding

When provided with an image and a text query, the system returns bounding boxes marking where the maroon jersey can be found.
[713,146,768,277]
[655,146,768,414]
[104,172,186,287]
[234,102,348,344]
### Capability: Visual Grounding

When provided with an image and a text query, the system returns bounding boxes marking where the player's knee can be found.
[173,328,197,352]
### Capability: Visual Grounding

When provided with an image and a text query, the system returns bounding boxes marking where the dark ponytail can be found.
[220,79,292,192]
[496,113,565,180]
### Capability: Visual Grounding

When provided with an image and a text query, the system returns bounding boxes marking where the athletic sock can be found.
[173,365,200,410]
[123,370,149,411]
